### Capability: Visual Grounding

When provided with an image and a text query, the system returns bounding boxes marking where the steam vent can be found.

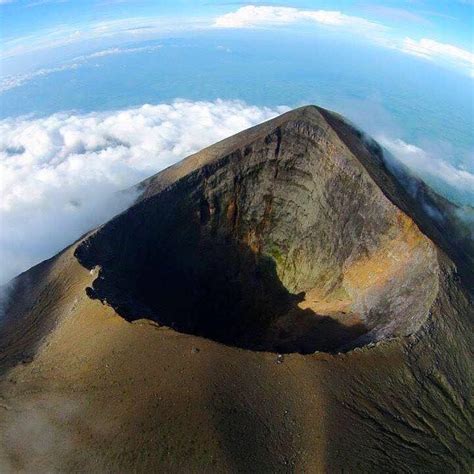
[1,106,473,472]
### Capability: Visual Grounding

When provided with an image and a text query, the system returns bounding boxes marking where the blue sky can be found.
[0,1,473,282]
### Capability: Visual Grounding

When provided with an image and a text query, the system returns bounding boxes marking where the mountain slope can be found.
[0,106,472,472]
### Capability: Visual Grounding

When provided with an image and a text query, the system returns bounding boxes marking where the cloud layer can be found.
[400,38,474,76]
[214,5,384,32]
[0,45,162,92]
[377,135,474,205]
[0,16,197,60]
[0,99,287,283]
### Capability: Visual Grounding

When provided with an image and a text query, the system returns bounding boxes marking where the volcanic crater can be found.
[75,106,438,354]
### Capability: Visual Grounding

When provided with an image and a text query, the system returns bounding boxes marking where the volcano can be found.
[0,106,472,472]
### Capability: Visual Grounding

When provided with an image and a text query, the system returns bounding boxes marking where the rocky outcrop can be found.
[0,106,472,472]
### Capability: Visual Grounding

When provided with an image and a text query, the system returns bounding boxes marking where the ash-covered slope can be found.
[0,106,472,472]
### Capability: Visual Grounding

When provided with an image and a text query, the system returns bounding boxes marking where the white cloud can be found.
[74,44,161,60]
[0,63,81,93]
[400,37,474,74]
[0,17,202,60]
[0,99,287,284]
[0,44,162,92]
[27,0,68,7]
[214,6,385,33]
[377,135,474,205]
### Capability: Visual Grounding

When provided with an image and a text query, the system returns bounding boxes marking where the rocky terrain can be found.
[0,105,472,472]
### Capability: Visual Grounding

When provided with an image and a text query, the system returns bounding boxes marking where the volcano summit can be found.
[0,106,472,472]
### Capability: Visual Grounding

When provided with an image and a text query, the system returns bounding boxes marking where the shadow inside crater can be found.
[75,185,367,355]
